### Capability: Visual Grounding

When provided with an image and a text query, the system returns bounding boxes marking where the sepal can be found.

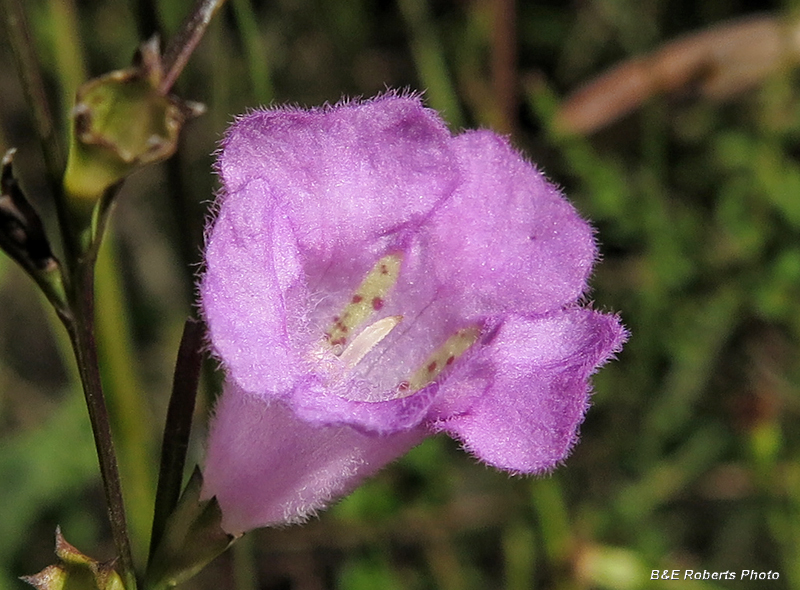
[145,468,236,590]
[21,527,125,590]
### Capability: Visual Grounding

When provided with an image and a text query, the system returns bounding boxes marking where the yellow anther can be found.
[325,253,402,348]
[395,325,481,397]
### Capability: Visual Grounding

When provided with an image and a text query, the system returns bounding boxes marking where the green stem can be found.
[2,0,135,584]
[64,259,137,590]
[6,2,228,586]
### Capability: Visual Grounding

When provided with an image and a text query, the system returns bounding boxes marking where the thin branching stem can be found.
[2,1,135,584]
[5,1,225,586]
[65,264,137,590]
[160,0,229,94]
[54,184,139,589]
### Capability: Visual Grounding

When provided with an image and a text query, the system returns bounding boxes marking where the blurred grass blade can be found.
[530,477,571,564]
[95,235,157,562]
[46,0,88,119]
[1,0,64,184]
[502,524,535,590]
[231,0,273,103]
[396,0,464,128]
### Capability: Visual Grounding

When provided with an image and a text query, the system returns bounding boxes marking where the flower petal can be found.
[426,130,597,315]
[430,309,627,473]
[201,178,309,395]
[202,381,426,534]
[218,93,459,268]
[289,374,440,434]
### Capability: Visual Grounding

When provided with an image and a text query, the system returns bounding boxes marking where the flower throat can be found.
[323,253,480,398]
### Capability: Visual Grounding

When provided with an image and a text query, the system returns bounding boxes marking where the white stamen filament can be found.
[339,315,403,369]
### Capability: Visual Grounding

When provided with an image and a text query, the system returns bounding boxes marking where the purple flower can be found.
[200,92,627,535]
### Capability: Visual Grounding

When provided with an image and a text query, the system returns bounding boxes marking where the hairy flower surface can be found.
[200,93,627,534]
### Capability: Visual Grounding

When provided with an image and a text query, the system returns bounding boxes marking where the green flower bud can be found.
[21,528,126,590]
[62,37,203,247]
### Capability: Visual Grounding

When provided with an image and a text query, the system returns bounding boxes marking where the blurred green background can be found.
[2,0,800,588]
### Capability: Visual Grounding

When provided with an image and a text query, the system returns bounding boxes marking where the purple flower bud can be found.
[200,92,627,534]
